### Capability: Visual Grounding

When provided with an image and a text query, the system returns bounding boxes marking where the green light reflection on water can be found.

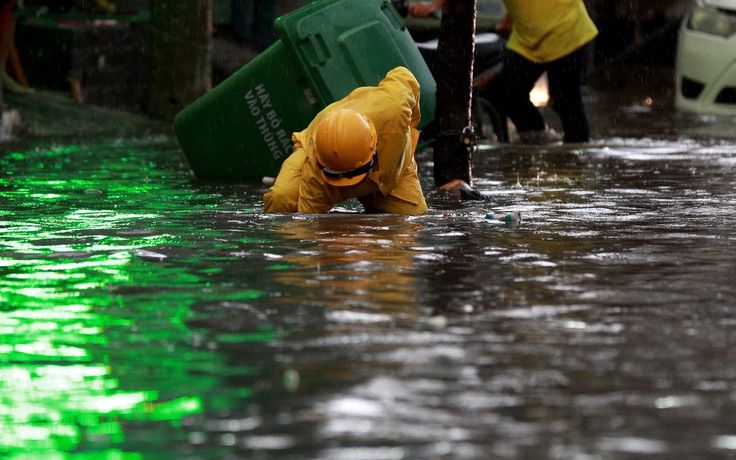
[1,140,271,458]
[0,249,201,457]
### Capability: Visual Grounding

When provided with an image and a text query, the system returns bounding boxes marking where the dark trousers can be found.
[489,46,591,143]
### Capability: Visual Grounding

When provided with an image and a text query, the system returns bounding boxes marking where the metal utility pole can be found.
[433,0,477,187]
[148,0,212,120]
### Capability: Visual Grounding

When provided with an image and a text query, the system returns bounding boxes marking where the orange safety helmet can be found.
[315,108,377,186]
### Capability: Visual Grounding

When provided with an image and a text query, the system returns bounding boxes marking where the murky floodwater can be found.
[2,73,736,459]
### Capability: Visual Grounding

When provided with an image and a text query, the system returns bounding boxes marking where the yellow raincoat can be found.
[503,0,598,63]
[263,66,427,215]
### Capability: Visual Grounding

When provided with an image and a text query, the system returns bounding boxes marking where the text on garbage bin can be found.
[245,84,292,161]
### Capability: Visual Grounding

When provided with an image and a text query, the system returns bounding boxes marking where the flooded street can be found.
[2,66,736,459]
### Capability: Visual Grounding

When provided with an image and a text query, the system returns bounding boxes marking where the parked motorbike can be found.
[391,0,509,143]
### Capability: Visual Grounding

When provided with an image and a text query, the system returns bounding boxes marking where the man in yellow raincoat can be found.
[263,66,427,215]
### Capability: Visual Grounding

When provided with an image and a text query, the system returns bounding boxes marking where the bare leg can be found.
[1,1,34,95]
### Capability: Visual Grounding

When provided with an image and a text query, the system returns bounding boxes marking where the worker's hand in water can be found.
[461,187,486,201]
[439,179,487,201]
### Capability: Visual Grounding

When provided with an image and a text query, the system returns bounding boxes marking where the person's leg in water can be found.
[0,1,6,125]
[1,0,33,95]
[546,46,590,143]
[489,50,547,140]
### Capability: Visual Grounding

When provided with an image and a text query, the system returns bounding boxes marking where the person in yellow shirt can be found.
[263,66,428,215]
[409,0,598,144]
[493,0,598,143]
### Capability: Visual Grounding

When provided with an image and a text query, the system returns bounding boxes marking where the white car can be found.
[676,0,736,114]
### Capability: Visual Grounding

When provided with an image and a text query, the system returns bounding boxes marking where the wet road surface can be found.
[2,66,736,459]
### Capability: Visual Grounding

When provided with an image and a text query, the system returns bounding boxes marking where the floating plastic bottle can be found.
[486,211,521,223]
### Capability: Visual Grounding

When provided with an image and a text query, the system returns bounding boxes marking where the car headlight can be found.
[687,3,736,37]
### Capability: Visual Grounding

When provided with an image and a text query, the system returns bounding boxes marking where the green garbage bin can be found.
[173,0,436,182]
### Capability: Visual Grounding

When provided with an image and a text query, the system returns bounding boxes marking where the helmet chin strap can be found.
[318,151,378,180]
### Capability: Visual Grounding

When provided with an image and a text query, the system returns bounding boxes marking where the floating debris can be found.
[486,211,522,223]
